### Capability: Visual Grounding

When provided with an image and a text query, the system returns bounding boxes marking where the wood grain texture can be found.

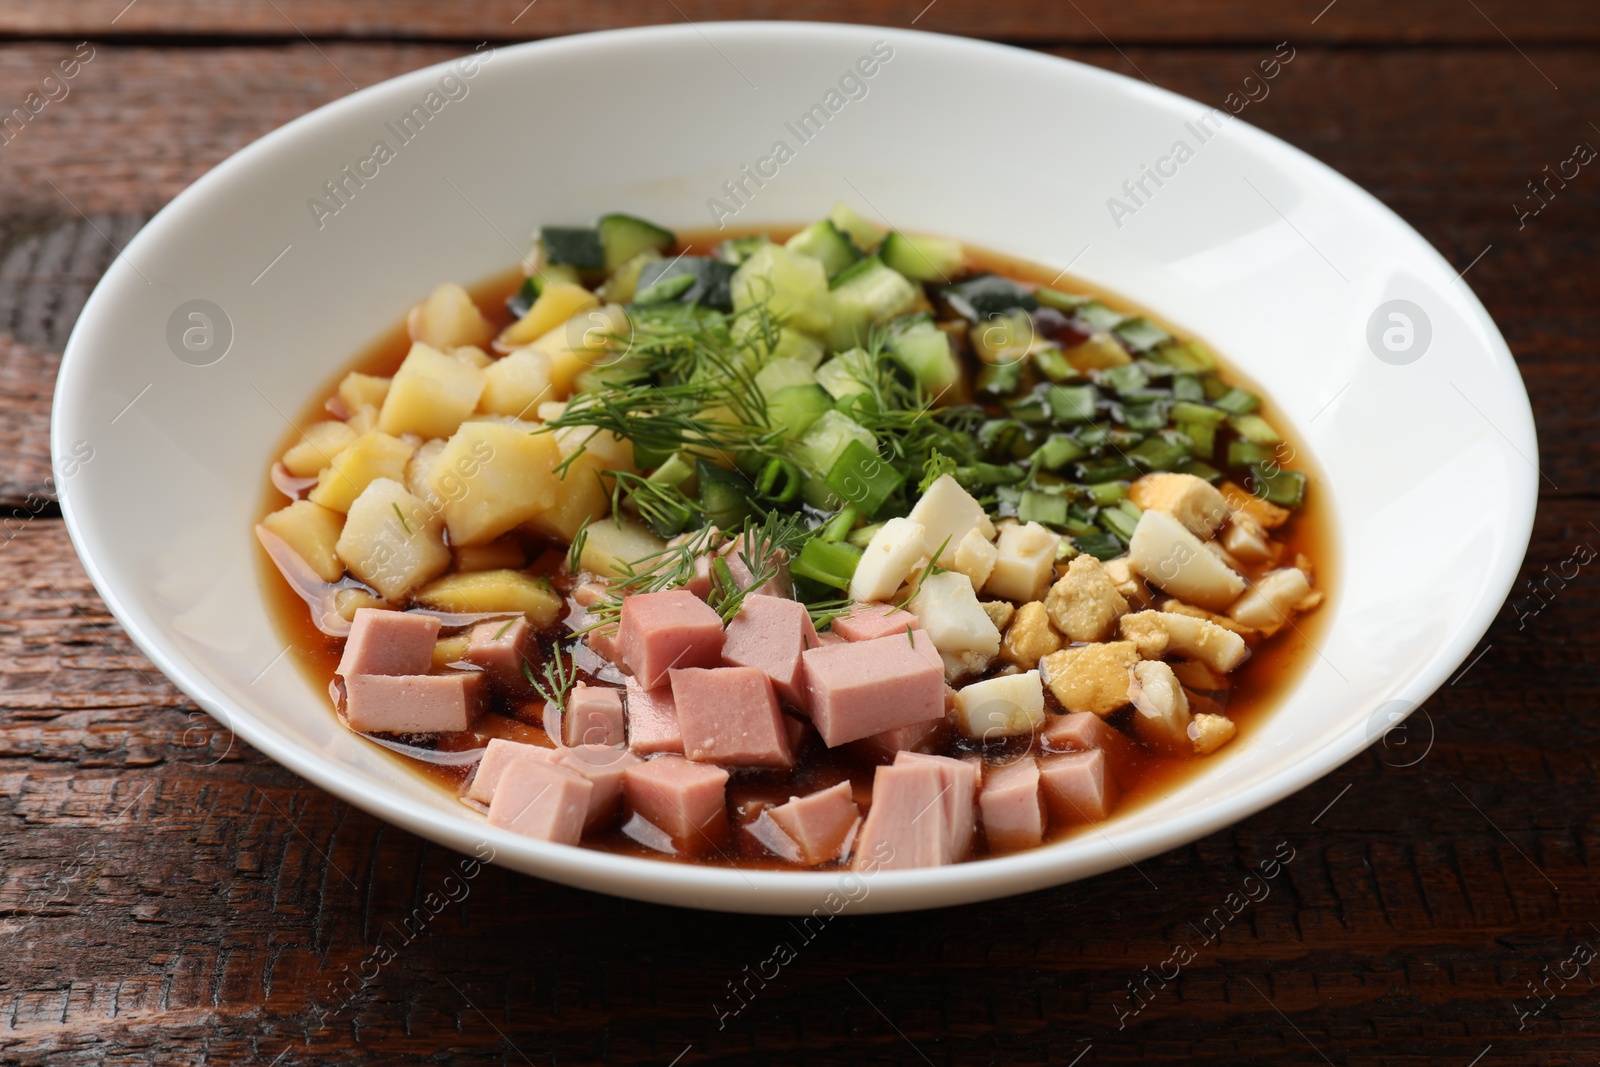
[3,17,1599,1066]
[0,0,1596,45]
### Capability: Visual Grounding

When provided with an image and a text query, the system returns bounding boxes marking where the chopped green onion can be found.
[1112,317,1172,352]
[1098,501,1142,542]
[1075,423,1110,449]
[790,538,862,590]
[976,359,1023,396]
[1077,456,1139,483]
[1177,420,1216,459]
[1086,481,1128,506]
[847,521,883,549]
[634,271,696,304]
[820,506,858,543]
[1152,340,1216,372]
[1120,403,1169,431]
[1034,433,1088,471]
[1229,413,1282,445]
[1228,440,1278,467]
[958,462,1026,486]
[1170,401,1229,426]
[1033,347,1079,383]
[1128,434,1191,471]
[1018,490,1069,527]
[1172,374,1205,401]
[1099,363,1149,395]
[1005,394,1053,425]
[756,456,804,503]
[1176,459,1223,483]
[1213,387,1260,416]
[1248,465,1307,507]
[1033,287,1091,312]
[824,440,904,519]
[1046,384,1098,423]
[979,418,1032,459]
[1077,301,1126,332]
[1073,531,1125,561]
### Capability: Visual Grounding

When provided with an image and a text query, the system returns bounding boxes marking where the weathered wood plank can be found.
[0,0,1594,45]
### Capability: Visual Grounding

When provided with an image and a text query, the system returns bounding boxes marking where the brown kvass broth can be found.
[258,227,1337,869]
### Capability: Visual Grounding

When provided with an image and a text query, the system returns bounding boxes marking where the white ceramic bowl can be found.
[53,23,1536,914]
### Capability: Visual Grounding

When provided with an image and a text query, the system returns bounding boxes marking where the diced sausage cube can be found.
[721,594,819,709]
[624,676,684,756]
[464,737,555,805]
[487,759,592,845]
[801,634,945,747]
[623,755,730,848]
[979,758,1045,851]
[1039,749,1118,823]
[344,671,486,733]
[556,743,641,830]
[669,666,794,768]
[852,761,952,870]
[1039,641,1140,716]
[895,751,979,861]
[618,589,725,687]
[847,717,946,763]
[336,607,440,678]
[830,603,916,642]
[719,533,793,599]
[1039,711,1136,786]
[465,616,535,696]
[766,781,861,866]
[561,684,626,748]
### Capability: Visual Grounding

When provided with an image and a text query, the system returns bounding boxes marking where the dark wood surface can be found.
[2,5,1598,1064]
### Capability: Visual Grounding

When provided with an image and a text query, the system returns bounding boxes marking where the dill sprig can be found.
[707,510,810,622]
[604,470,700,539]
[522,644,580,713]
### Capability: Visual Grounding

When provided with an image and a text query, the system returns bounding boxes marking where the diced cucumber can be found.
[696,459,758,529]
[816,354,872,403]
[790,538,862,591]
[1229,413,1281,445]
[826,439,904,519]
[596,214,675,271]
[754,358,818,395]
[715,234,771,265]
[1033,287,1092,312]
[940,274,1037,320]
[794,410,875,477]
[731,244,833,335]
[879,231,964,282]
[1113,316,1172,352]
[731,317,826,369]
[648,452,699,495]
[971,309,1036,365]
[1248,465,1306,507]
[767,383,834,438]
[886,316,960,393]
[595,249,662,304]
[540,227,605,270]
[1076,300,1125,332]
[825,256,919,350]
[1046,384,1099,423]
[828,202,884,251]
[635,256,736,310]
[785,220,863,279]
[1034,433,1087,470]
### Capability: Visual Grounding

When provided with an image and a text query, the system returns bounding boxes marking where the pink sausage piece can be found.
[852,761,952,870]
[1039,712,1137,787]
[619,589,725,688]
[978,758,1045,852]
[336,608,439,678]
[720,594,819,709]
[895,751,979,861]
[487,759,592,845]
[670,666,794,769]
[465,617,536,697]
[623,755,730,849]
[766,781,860,866]
[830,603,916,643]
[1039,749,1119,824]
[624,676,684,756]
[344,671,485,734]
[801,633,945,748]
[561,684,626,748]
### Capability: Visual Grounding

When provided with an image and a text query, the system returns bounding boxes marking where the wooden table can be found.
[2,4,1596,1063]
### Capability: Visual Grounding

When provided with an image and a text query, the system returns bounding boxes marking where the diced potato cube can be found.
[334,587,387,620]
[452,345,494,369]
[1044,555,1130,642]
[1040,640,1139,716]
[984,521,1060,603]
[1129,473,1229,538]
[479,348,555,419]
[524,448,612,543]
[335,478,452,601]
[432,634,472,670]
[378,342,485,440]
[408,282,494,349]
[345,403,380,434]
[1188,713,1237,755]
[548,405,637,472]
[999,601,1062,668]
[535,304,634,398]
[426,421,564,546]
[906,571,1001,658]
[849,517,927,602]
[952,670,1046,739]
[412,569,562,627]
[337,372,391,413]
[909,474,994,568]
[307,431,416,514]
[453,537,526,573]
[1128,660,1191,753]
[281,421,358,478]
[577,515,665,578]
[952,527,998,592]
[1127,508,1246,611]
[260,500,345,582]
[1228,567,1313,636]
[498,281,600,348]
[405,438,446,504]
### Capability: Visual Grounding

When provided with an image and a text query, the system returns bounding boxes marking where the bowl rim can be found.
[51,20,1539,912]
